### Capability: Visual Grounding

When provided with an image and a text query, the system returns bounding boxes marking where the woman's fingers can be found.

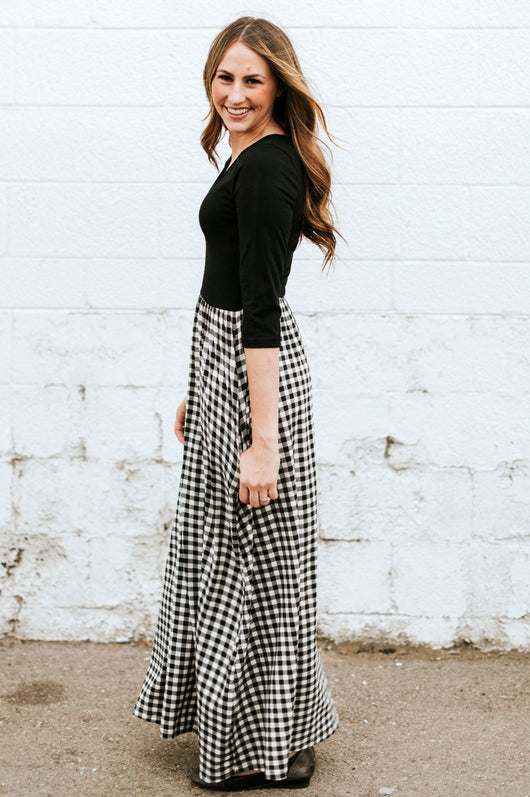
[239,489,276,507]
[239,484,277,507]
[238,445,279,506]
[248,489,261,508]
[246,489,271,509]
[174,397,187,443]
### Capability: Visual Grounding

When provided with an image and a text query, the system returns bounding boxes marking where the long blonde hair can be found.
[201,16,339,269]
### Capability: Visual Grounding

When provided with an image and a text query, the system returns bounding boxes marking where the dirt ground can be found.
[0,638,528,797]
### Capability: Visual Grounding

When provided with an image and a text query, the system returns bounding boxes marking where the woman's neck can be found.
[229,123,285,164]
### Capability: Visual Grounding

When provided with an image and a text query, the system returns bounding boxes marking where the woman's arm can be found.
[239,347,280,508]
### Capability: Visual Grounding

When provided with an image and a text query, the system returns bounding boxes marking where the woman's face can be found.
[211,42,280,139]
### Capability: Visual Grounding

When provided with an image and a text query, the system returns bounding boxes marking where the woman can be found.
[134,16,340,791]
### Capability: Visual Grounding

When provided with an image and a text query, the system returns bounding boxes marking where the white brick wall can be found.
[1,1,529,650]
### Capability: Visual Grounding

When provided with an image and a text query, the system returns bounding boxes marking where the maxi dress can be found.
[134,134,339,785]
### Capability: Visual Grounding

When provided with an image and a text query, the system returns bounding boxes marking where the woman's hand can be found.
[174,397,187,444]
[239,443,280,508]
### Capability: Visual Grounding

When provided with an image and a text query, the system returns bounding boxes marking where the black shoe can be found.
[190,747,316,791]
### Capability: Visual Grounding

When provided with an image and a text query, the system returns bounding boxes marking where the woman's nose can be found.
[228,81,245,104]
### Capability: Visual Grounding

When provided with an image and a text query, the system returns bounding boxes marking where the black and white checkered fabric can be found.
[134,295,339,784]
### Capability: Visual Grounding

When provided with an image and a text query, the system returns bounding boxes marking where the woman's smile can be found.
[224,105,252,119]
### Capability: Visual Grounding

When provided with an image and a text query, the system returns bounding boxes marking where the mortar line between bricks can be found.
[4,25,530,30]
[7,180,530,187]
[3,103,530,109]
[3,309,530,320]
[3,256,530,264]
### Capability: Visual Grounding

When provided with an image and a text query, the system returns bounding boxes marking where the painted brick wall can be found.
[1,1,529,649]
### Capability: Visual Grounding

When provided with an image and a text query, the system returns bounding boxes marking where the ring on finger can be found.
[259,496,271,504]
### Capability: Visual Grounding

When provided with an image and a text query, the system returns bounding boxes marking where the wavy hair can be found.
[201,16,339,269]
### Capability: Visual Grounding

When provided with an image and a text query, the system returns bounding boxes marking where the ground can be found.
[0,639,528,796]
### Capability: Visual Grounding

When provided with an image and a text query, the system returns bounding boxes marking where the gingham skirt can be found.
[134,295,339,784]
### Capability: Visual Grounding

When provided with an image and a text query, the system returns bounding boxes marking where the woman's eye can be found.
[247,78,260,85]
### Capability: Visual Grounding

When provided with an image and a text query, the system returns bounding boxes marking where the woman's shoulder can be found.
[233,135,303,189]
[236,134,300,170]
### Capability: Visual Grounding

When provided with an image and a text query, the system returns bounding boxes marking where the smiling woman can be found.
[210,42,285,155]
[134,16,340,792]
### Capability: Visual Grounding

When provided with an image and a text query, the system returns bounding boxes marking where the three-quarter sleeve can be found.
[233,146,300,347]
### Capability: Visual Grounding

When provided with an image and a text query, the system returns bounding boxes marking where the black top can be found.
[198,134,305,347]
